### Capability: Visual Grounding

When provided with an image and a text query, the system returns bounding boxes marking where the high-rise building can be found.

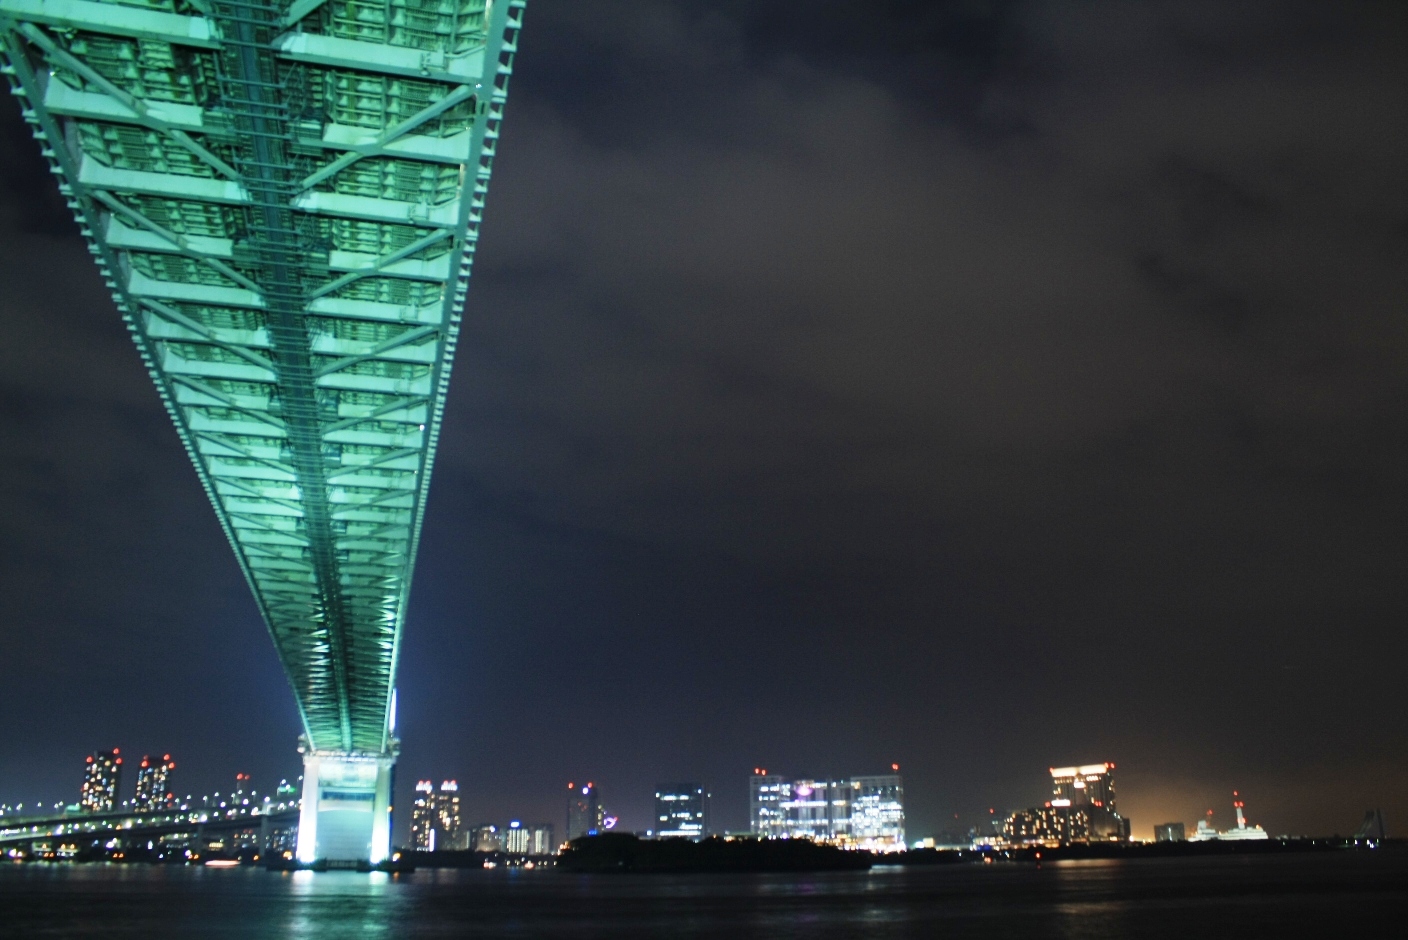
[749,771,787,838]
[655,783,710,839]
[567,782,603,841]
[1050,764,1117,812]
[849,775,905,849]
[80,749,122,813]
[1154,822,1186,842]
[748,769,905,848]
[504,820,530,854]
[410,780,463,851]
[133,755,176,811]
[411,781,437,849]
[780,778,838,841]
[437,781,463,848]
[527,823,556,855]
[1003,762,1129,846]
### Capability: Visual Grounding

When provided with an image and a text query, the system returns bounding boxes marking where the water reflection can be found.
[283,870,404,939]
[0,852,1399,939]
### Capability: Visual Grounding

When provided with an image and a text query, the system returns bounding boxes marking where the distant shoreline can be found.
[551,833,1397,874]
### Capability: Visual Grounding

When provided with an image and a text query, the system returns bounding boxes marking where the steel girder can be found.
[0,0,523,754]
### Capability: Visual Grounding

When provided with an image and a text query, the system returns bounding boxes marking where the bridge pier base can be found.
[295,749,395,865]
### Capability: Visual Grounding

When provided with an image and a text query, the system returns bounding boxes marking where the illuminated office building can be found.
[80,749,122,813]
[1050,764,1117,811]
[749,771,786,838]
[504,820,530,854]
[528,823,557,855]
[748,770,905,848]
[410,780,463,851]
[655,783,710,840]
[849,776,905,849]
[567,782,604,840]
[470,823,501,852]
[781,778,841,841]
[1048,762,1128,841]
[133,755,176,811]
[1002,762,1130,846]
[497,820,555,855]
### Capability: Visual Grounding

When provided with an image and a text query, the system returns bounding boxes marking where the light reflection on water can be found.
[0,851,1400,939]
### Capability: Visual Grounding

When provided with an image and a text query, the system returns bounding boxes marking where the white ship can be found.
[1190,792,1269,841]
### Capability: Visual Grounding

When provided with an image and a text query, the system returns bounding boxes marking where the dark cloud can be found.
[1,1,1404,839]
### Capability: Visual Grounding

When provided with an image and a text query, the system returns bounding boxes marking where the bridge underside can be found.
[1,0,522,861]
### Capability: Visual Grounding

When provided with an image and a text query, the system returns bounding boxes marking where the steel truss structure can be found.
[0,0,523,758]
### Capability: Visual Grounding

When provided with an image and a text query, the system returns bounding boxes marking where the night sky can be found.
[2,1,1405,842]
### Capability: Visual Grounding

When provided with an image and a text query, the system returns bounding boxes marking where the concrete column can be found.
[295,749,395,865]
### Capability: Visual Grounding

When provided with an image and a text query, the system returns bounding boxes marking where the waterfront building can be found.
[850,776,905,849]
[781,778,845,841]
[435,781,464,849]
[528,823,557,855]
[501,821,554,861]
[470,824,501,852]
[409,780,464,851]
[80,749,122,813]
[1154,822,1186,842]
[1001,762,1130,846]
[410,782,436,849]
[1046,762,1128,842]
[1050,763,1117,811]
[655,783,710,840]
[133,755,176,811]
[748,771,787,838]
[748,770,905,848]
[504,820,530,854]
[567,782,603,840]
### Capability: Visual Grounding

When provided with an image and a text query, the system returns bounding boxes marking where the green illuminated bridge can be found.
[0,0,524,863]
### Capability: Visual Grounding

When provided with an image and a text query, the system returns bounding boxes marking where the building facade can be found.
[528,823,557,855]
[133,755,176,811]
[410,780,463,851]
[1050,764,1117,811]
[504,820,556,855]
[748,770,904,849]
[849,776,905,849]
[81,749,122,813]
[469,824,501,852]
[504,820,530,854]
[1002,762,1130,846]
[748,771,787,838]
[655,783,710,840]
[1154,822,1186,842]
[567,782,604,841]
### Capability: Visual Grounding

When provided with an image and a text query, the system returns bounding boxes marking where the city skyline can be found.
[4,746,1349,849]
[1,0,1405,849]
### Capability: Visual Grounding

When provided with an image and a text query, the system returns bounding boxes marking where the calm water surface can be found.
[0,851,1402,938]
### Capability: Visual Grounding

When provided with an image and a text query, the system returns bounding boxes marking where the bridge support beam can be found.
[295,748,395,865]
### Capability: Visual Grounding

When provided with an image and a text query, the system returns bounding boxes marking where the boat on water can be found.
[1189,791,1269,841]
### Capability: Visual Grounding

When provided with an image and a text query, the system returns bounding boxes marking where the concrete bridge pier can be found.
[295,748,395,866]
